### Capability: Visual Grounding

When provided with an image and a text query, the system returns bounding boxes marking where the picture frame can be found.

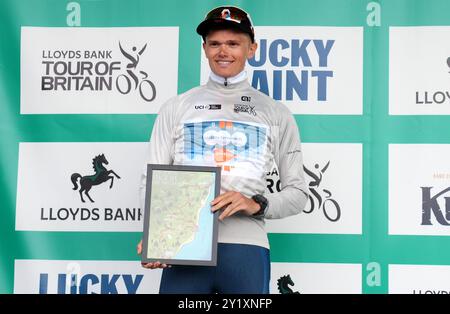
[141,164,221,266]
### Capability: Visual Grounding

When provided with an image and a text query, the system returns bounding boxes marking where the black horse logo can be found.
[70,154,121,203]
[277,274,300,294]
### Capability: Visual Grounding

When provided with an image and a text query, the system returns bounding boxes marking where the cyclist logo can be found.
[303,161,341,222]
[116,42,156,102]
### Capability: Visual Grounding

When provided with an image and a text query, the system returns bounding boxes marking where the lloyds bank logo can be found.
[71,153,121,203]
[414,57,450,105]
[277,274,300,294]
[39,152,141,223]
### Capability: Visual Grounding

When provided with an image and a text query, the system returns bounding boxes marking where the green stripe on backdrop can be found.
[20,231,450,265]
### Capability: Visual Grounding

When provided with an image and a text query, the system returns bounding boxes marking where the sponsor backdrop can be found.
[1,0,450,294]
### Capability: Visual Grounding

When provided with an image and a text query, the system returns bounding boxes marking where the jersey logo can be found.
[194,104,222,110]
[182,120,268,175]
[234,104,256,116]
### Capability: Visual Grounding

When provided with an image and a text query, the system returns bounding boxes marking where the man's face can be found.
[203,29,257,78]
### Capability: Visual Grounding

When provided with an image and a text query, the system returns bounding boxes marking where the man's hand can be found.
[210,191,260,220]
[137,239,170,269]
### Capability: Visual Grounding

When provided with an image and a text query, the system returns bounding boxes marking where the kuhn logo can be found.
[421,186,450,226]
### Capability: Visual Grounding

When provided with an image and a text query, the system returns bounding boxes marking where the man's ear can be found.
[247,42,258,60]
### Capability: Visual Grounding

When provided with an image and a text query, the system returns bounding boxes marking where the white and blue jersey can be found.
[141,71,308,249]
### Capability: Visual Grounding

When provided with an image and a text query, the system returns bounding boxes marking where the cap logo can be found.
[221,8,241,23]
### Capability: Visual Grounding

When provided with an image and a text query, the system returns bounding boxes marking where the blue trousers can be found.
[159,243,270,294]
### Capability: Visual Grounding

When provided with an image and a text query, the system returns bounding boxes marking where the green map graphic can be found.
[147,170,215,259]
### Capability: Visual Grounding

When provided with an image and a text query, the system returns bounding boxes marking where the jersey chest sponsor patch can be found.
[181,120,269,175]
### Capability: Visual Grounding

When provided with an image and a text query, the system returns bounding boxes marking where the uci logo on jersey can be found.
[194,104,222,110]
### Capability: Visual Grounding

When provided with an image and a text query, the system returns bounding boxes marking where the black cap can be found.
[196,6,255,43]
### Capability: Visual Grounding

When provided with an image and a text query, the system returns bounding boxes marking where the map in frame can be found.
[142,164,220,266]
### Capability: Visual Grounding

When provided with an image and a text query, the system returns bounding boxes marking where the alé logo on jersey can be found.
[38,272,143,294]
[248,37,334,102]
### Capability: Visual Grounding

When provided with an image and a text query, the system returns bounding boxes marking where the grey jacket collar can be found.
[209,70,247,87]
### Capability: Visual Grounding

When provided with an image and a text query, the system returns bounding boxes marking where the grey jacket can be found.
[140,73,308,248]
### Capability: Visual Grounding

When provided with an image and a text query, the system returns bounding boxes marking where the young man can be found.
[137,6,308,294]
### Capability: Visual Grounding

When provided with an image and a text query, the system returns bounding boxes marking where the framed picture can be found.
[141,164,221,266]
